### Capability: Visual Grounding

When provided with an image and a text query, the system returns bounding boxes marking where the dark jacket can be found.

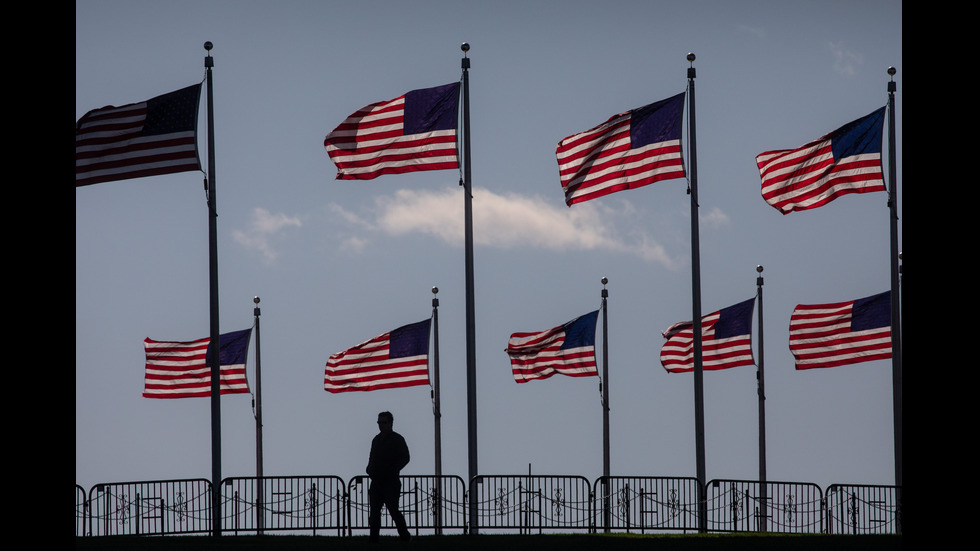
[366,431,410,481]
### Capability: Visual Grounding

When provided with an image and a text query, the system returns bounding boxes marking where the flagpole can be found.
[460,42,479,535]
[431,286,443,535]
[600,277,611,533]
[253,296,265,535]
[686,52,707,533]
[203,41,223,538]
[886,67,902,525]
[755,266,768,533]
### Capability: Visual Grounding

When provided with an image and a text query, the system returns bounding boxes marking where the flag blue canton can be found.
[207,328,253,367]
[850,292,891,332]
[831,108,884,161]
[403,83,459,134]
[629,93,685,149]
[560,311,599,350]
[388,319,431,359]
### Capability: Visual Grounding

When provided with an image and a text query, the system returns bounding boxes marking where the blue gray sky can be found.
[77,0,902,491]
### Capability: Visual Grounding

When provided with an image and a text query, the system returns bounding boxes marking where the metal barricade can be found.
[706,479,823,533]
[471,475,593,533]
[346,475,467,535]
[76,484,89,537]
[87,479,212,536]
[825,484,901,534]
[222,475,346,535]
[593,476,701,533]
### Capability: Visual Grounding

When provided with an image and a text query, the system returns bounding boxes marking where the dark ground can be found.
[76,533,902,550]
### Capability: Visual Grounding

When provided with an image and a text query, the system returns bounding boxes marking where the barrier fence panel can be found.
[76,477,904,538]
[593,476,701,533]
[825,484,901,534]
[346,475,468,536]
[222,476,346,535]
[471,475,593,533]
[87,479,212,536]
[705,479,823,534]
[76,485,88,537]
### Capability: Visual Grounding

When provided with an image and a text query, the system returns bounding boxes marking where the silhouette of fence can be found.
[825,484,902,535]
[705,479,824,533]
[75,475,901,537]
[471,475,593,533]
[346,475,468,535]
[83,478,212,536]
[595,476,701,533]
[222,475,347,535]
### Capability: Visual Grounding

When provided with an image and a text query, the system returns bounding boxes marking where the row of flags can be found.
[81,79,894,395]
[76,81,889,218]
[141,289,892,398]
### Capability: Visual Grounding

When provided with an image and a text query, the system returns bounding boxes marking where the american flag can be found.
[556,92,685,206]
[756,107,886,214]
[506,311,599,383]
[143,328,252,399]
[325,319,431,393]
[76,84,202,187]
[660,298,755,373]
[324,82,459,180]
[789,291,891,370]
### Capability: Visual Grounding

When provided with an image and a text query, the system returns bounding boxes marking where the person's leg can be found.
[368,484,383,542]
[383,482,411,540]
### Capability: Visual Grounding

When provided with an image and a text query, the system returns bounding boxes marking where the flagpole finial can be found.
[204,41,213,53]
[432,286,439,295]
[687,52,696,64]
[253,296,260,304]
[756,265,763,274]
[601,276,608,287]
[888,66,896,79]
[461,42,470,55]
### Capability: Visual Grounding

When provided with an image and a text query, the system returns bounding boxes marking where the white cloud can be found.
[829,41,863,76]
[738,24,765,39]
[232,207,302,263]
[329,186,681,267]
[700,206,730,229]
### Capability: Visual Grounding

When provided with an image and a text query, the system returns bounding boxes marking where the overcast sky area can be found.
[77,1,902,493]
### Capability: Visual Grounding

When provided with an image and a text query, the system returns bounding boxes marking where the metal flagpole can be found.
[203,41,223,537]
[685,52,707,533]
[431,286,443,535]
[601,277,611,532]
[886,67,902,530]
[755,266,768,533]
[253,296,265,535]
[460,42,479,535]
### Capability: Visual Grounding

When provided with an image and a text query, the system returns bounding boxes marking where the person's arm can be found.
[366,439,376,477]
[398,435,410,470]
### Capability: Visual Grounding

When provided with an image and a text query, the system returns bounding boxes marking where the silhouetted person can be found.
[366,411,411,542]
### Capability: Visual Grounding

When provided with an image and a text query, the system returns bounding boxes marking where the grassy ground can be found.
[76,533,902,550]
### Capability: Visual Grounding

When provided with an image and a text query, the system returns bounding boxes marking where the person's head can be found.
[377,411,394,433]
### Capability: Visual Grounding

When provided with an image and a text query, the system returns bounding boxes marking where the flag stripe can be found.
[660,298,755,373]
[324,319,431,393]
[76,84,202,187]
[142,329,252,398]
[324,83,459,180]
[506,311,599,383]
[756,107,886,214]
[557,93,685,206]
[789,291,891,369]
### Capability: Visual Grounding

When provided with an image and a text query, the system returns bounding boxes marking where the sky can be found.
[76,0,902,497]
